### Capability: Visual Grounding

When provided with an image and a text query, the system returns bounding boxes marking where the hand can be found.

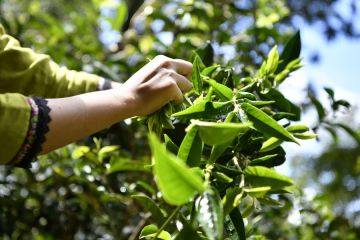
[120,55,193,116]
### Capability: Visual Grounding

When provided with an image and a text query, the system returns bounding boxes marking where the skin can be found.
[40,55,192,154]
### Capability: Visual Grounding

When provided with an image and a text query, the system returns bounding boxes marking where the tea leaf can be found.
[191,120,250,146]
[241,103,299,144]
[244,166,293,190]
[149,134,205,205]
[178,125,203,167]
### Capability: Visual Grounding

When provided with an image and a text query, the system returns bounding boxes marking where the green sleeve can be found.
[0,93,30,164]
[0,24,102,98]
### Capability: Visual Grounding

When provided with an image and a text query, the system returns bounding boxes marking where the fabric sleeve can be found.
[0,24,102,98]
[0,93,31,164]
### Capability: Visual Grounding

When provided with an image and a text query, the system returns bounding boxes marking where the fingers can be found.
[169,58,192,77]
[171,83,185,104]
[154,55,192,77]
[170,70,193,93]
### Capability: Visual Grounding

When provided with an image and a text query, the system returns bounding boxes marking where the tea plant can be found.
[131,31,313,240]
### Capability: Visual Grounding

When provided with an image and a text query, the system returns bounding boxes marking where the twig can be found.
[153,206,181,239]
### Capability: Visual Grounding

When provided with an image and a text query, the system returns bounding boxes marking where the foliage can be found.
[0,0,359,239]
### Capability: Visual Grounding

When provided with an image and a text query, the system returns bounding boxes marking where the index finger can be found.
[169,58,192,77]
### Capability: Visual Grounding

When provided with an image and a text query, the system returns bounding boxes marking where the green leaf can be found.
[132,194,166,224]
[213,171,233,183]
[324,87,335,101]
[204,78,233,101]
[229,208,246,240]
[250,154,278,166]
[196,188,224,240]
[265,45,279,74]
[208,142,231,164]
[191,120,250,146]
[110,2,128,31]
[178,125,203,167]
[107,158,151,174]
[259,137,282,152]
[244,186,271,198]
[149,134,205,205]
[222,187,243,216]
[286,125,310,133]
[202,65,219,76]
[244,166,293,190]
[164,134,179,155]
[192,55,204,94]
[243,99,275,106]
[71,146,90,159]
[241,103,299,144]
[257,196,282,206]
[236,91,256,100]
[98,145,119,162]
[172,100,231,119]
[277,31,301,73]
[139,224,171,240]
[293,133,317,140]
[261,88,301,121]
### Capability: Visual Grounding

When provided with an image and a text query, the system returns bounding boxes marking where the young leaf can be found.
[132,194,166,224]
[192,55,204,94]
[241,103,299,144]
[213,171,233,183]
[204,79,233,101]
[172,100,231,119]
[265,45,279,74]
[191,120,250,146]
[244,166,293,190]
[243,99,275,106]
[196,188,224,240]
[277,31,301,73]
[293,133,317,140]
[244,186,271,198]
[178,125,203,167]
[236,91,256,100]
[139,224,171,240]
[202,65,219,76]
[259,137,282,152]
[286,125,310,133]
[149,134,205,206]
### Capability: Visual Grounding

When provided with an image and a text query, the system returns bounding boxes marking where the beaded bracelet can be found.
[12,98,39,164]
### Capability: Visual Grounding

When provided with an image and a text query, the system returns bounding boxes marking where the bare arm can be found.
[41,55,192,154]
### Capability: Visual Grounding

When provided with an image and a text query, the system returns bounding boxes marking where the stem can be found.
[153,206,181,239]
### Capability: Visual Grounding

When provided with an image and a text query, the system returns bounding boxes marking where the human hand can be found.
[120,55,193,116]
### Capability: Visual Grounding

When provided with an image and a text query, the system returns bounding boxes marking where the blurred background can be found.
[1,0,360,239]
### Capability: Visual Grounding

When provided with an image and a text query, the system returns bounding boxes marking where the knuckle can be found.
[155,55,172,69]
[164,79,178,89]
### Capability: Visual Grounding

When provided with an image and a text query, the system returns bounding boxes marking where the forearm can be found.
[41,87,135,154]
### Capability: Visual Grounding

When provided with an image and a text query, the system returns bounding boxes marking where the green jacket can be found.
[0,24,102,164]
